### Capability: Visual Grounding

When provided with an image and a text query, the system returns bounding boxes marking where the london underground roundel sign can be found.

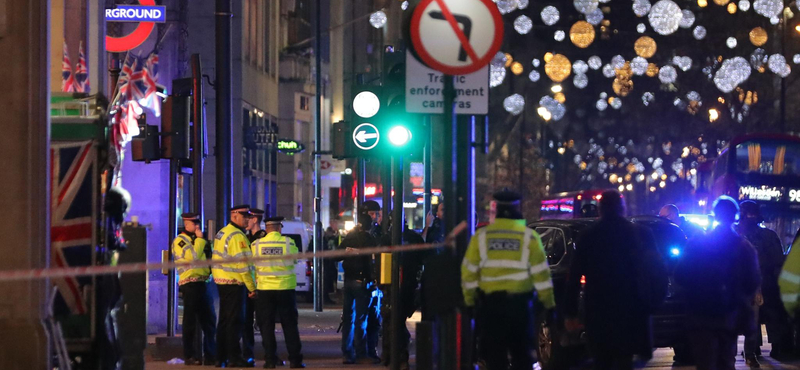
[106,0,166,52]
[410,0,504,75]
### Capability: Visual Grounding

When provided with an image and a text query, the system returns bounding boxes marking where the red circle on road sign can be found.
[106,0,157,52]
[410,0,504,75]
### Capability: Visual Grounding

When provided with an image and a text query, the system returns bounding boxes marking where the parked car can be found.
[529,216,691,370]
[281,220,315,302]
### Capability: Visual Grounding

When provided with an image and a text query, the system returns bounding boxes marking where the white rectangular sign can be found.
[405,53,489,115]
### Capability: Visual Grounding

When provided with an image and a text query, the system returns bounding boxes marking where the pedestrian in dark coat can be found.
[565,191,666,370]
[737,200,789,362]
[675,196,761,370]
[338,212,380,364]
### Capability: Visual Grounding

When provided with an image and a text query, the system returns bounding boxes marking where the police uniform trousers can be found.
[180,281,217,361]
[256,290,303,365]
[243,296,256,361]
[216,284,247,364]
[476,291,535,370]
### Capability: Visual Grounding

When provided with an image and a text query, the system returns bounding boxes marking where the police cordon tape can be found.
[0,222,468,282]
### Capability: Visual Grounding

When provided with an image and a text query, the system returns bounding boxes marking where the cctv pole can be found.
[312,0,324,312]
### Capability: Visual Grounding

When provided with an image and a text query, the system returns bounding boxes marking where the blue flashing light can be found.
[670,247,681,257]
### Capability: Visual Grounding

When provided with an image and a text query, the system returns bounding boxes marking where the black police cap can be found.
[181,212,200,221]
[250,208,265,216]
[265,216,285,225]
[493,189,522,205]
[362,200,382,212]
[231,204,250,212]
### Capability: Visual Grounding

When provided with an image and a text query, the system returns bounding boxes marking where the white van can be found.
[280,220,314,301]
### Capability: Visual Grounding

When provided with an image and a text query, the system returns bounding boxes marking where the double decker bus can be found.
[539,189,606,220]
[708,133,800,247]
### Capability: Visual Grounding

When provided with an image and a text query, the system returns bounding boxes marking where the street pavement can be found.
[146,305,800,370]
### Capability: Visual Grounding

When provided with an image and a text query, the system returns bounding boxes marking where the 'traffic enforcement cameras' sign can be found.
[406,52,488,115]
[410,0,504,76]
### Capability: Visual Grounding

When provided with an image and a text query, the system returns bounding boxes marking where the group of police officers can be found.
[168,188,800,370]
[171,205,303,368]
[168,192,559,369]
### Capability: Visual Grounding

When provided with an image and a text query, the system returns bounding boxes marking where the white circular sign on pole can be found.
[410,0,504,75]
[352,123,380,150]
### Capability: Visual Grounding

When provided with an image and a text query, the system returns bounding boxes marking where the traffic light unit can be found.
[332,48,426,160]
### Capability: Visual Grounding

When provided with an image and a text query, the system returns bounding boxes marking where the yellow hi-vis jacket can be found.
[172,232,210,285]
[212,223,256,292]
[779,235,800,317]
[252,231,299,290]
[461,218,556,309]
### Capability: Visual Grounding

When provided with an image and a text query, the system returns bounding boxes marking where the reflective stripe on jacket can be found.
[780,235,800,317]
[172,233,210,285]
[461,218,555,309]
[253,231,298,290]
[212,223,256,291]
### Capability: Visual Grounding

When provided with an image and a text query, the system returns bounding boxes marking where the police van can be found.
[281,220,314,301]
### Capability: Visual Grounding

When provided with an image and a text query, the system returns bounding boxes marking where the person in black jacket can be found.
[565,191,666,370]
[675,196,761,370]
[738,200,789,363]
[339,212,379,364]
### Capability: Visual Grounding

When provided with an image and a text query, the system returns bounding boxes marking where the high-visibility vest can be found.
[211,223,256,292]
[779,234,800,317]
[252,231,298,290]
[172,232,210,285]
[461,218,556,309]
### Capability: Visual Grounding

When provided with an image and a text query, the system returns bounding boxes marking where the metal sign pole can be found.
[423,115,433,219]
[390,155,404,370]
[167,159,178,337]
[441,74,458,370]
[313,0,324,313]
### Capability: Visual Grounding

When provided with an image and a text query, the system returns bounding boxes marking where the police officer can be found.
[461,190,556,370]
[780,229,800,356]
[242,208,267,367]
[173,213,217,366]
[253,217,305,368]
[212,205,257,368]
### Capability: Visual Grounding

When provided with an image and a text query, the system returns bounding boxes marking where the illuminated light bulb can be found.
[709,108,720,122]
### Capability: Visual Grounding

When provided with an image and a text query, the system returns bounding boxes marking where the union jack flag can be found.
[61,42,75,93]
[51,141,96,315]
[139,53,162,117]
[113,55,142,149]
[73,41,90,93]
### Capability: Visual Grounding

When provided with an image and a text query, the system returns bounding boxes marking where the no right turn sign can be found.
[410,0,504,76]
